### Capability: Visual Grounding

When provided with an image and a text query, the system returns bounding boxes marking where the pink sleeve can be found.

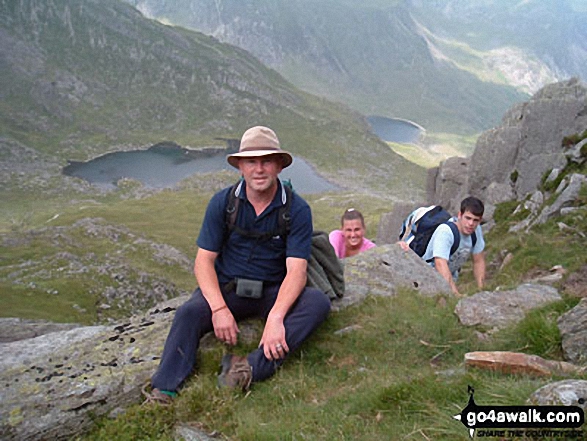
[360,238,376,252]
[328,230,345,259]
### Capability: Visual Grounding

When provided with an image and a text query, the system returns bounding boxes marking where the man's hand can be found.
[212,307,239,346]
[397,241,410,252]
[195,248,240,345]
[260,315,289,360]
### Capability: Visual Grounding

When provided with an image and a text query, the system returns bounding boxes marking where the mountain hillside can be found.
[123,0,585,135]
[410,0,587,89]
[0,0,424,196]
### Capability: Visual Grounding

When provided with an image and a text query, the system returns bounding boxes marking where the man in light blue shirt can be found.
[421,197,486,296]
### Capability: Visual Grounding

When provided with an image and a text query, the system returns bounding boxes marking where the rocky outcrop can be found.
[454,284,562,330]
[529,380,587,409]
[428,78,587,216]
[558,298,587,365]
[509,173,587,233]
[427,156,470,215]
[376,201,426,245]
[0,244,450,440]
[0,318,80,343]
[334,244,452,310]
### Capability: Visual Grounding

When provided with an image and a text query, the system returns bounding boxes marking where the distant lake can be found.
[367,115,424,144]
[63,144,338,194]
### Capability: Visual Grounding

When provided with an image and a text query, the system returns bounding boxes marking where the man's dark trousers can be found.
[151,283,331,392]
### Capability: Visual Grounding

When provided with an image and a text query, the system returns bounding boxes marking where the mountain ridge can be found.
[125,0,586,135]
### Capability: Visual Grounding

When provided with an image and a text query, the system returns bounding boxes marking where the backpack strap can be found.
[224,180,292,243]
[447,222,478,253]
[446,221,461,256]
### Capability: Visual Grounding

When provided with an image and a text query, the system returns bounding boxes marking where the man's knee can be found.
[302,287,331,320]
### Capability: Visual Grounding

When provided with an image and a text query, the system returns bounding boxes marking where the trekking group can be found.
[142,125,486,404]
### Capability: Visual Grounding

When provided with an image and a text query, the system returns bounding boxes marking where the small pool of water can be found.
[63,144,338,194]
[367,115,424,144]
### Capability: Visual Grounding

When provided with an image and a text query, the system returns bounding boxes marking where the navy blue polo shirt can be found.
[197,180,313,284]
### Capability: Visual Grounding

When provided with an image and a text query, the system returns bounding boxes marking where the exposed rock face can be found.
[0,318,80,343]
[334,244,452,310]
[528,380,587,409]
[0,296,187,441]
[454,284,562,329]
[464,351,582,377]
[509,173,587,233]
[427,156,470,215]
[429,78,587,214]
[0,244,450,440]
[558,298,587,365]
[376,201,425,245]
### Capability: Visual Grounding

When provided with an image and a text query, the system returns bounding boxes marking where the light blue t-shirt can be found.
[421,218,485,280]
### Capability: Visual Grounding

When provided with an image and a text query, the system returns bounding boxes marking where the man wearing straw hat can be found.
[142,126,331,404]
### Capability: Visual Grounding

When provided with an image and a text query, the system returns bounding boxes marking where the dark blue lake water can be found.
[63,145,338,194]
[367,115,424,144]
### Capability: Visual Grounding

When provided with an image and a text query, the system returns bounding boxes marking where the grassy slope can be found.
[77,156,587,440]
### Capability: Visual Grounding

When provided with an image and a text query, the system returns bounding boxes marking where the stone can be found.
[526,190,545,214]
[528,380,587,409]
[428,156,469,215]
[485,181,515,206]
[498,252,514,272]
[562,265,587,298]
[454,284,562,329]
[0,318,81,343]
[175,423,218,441]
[566,138,587,165]
[333,244,452,312]
[545,168,562,184]
[558,298,587,365]
[464,351,582,377]
[376,202,423,245]
[534,173,587,225]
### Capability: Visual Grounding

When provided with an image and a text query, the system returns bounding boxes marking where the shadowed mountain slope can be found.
[0,0,425,195]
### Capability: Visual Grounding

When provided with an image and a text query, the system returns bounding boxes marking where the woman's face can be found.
[342,219,365,250]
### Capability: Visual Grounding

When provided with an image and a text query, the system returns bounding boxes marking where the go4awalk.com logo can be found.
[453,386,584,439]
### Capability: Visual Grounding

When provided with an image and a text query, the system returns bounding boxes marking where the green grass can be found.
[80,289,580,441]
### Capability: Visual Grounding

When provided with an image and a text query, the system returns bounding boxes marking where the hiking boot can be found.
[141,382,174,406]
[217,354,253,391]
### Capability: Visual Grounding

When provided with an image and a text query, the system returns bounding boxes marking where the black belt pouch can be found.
[235,278,264,299]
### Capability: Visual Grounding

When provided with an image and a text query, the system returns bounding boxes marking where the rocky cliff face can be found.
[430,78,587,217]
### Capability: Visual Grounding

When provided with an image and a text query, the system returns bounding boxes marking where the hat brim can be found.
[227,150,293,169]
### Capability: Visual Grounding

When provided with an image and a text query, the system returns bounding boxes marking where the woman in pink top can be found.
[329,208,376,258]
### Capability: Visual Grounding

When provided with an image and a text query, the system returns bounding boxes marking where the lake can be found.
[63,144,338,194]
[367,115,424,144]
